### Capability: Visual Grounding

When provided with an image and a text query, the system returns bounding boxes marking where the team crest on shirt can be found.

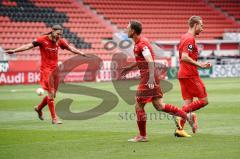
[188,44,193,52]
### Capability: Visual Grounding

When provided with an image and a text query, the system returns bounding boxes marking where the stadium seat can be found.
[0,0,114,60]
[83,0,240,41]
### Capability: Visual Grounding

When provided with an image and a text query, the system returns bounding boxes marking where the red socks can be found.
[37,96,58,121]
[135,100,206,135]
[162,104,187,120]
[47,98,57,120]
[37,96,48,111]
[179,100,207,129]
[136,108,146,137]
[182,100,206,113]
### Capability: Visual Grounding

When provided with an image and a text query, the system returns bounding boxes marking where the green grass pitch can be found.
[0,78,240,159]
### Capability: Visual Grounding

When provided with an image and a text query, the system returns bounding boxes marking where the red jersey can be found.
[178,33,199,78]
[134,37,163,103]
[33,35,69,72]
[134,37,155,77]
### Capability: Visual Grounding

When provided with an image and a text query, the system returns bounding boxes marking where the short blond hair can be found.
[188,16,202,28]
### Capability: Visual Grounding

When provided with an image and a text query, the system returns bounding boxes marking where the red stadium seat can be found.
[208,0,240,21]
[0,0,114,60]
[83,0,240,41]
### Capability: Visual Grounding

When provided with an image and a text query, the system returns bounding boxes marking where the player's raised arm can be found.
[142,46,155,89]
[5,43,35,54]
[65,45,88,57]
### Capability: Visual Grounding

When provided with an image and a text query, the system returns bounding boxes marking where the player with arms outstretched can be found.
[122,20,195,142]
[175,16,212,137]
[6,25,87,124]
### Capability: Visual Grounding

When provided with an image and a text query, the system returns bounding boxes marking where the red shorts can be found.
[40,70,59,93]
[179,77,207,100]
[136,74,163,104]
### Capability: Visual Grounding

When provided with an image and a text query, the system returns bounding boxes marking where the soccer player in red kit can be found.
[174,16,212,137]
[5,25,87,124]
[121,20,195,142]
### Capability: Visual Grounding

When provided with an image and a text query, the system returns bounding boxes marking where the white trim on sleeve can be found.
[142,46,151,57]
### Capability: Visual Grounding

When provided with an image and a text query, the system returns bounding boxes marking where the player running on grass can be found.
[121,20,196,142]
[174,16,212,137]
[5,25,87,124]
